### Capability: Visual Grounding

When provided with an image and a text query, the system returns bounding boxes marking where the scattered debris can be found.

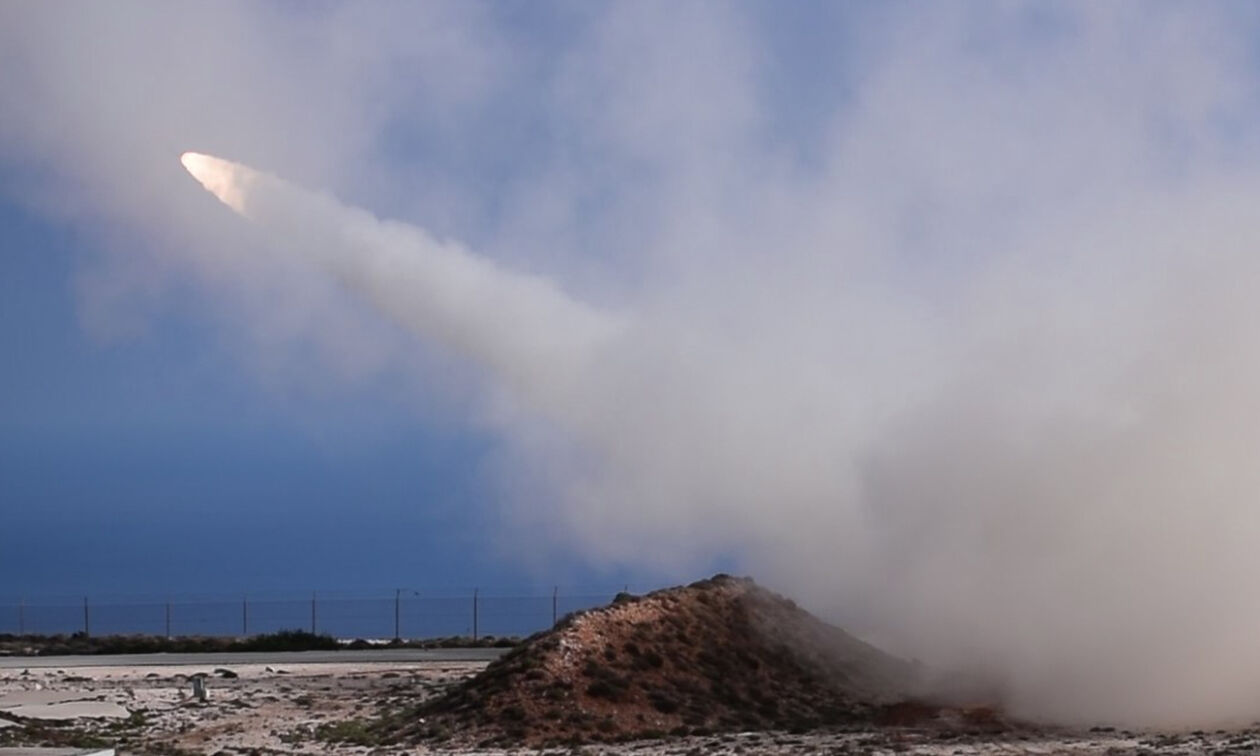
[0,660,477,753]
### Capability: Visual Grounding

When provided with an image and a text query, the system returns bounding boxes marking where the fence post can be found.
[394,589,401,641]
[165,599,171,639]
[552,586,558,626]
[472,588,478,642]
[83,596,90,637]
[311,591,317,634]
[242,595,248,637]
[18,597,24,636]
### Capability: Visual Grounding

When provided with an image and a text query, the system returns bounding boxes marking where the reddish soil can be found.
[389,574,924,747]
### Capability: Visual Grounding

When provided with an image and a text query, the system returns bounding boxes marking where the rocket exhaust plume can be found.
[179,151,622,405]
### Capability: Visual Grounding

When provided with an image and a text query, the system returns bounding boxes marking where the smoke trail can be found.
[180,152,623,409]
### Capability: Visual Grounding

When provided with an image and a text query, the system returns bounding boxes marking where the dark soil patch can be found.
[381,574,926,746]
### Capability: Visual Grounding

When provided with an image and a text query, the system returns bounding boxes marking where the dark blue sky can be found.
[1,200,539,598]
[0,186,717,602]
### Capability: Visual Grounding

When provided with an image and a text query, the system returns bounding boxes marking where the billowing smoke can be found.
[9,1,1260,729]
[182,147,1260,727]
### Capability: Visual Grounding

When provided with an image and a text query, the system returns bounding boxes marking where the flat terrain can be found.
[0,656,480,753]
[0,648,507,669]
[3,658,1260,754]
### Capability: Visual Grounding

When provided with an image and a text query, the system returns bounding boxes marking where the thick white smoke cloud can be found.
[10,1,1260,727]
[183,149,1260,726]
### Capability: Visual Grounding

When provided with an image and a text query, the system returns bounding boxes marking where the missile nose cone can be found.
[180,151,252,214]
[180,150,204,174]
[180,151,225,185]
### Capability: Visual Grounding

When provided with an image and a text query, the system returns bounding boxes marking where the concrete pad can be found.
[0,750,115,756]
[0,690,95,709]
[2,702,129,720]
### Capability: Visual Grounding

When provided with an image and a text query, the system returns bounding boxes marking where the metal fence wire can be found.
[0,588,637,640]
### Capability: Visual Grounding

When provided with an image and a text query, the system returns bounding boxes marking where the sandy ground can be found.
[3,660,1260,754]
[0,660,475,754]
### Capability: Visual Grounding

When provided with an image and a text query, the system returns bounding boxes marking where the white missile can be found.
[181,151,256,215]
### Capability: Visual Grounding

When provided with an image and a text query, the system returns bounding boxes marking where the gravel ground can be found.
[0,660,475,753]
[2,661,1258,754]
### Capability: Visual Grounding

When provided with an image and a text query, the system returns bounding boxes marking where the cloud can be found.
[7,1,1260,726]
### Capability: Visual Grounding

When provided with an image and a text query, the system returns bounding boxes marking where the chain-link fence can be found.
[0,587,640,640]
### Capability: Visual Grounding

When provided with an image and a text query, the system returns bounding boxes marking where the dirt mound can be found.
[389,575,922,746]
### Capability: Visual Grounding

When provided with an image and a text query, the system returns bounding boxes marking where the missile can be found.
[181,151,256,216]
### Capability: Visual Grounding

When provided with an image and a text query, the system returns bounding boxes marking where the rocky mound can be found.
[389,575,922,746]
